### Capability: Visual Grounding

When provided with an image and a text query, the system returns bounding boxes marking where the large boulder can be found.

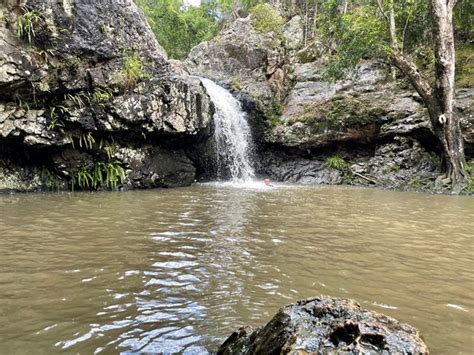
[282,15,304,50]
[0,0,213,191]
[218,296,429,354]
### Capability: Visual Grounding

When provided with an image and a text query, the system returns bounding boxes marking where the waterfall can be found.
[199,78,255,183]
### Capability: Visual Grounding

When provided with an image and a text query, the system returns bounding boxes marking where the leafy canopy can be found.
[317,0,470,80]
[136,0,220,59]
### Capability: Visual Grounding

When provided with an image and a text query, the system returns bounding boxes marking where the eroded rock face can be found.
[0,0,213,191]
[186,17,285,114]
[218,296,429,354]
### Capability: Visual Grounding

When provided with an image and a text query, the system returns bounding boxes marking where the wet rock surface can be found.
[218,296,429,355]
[0,0,213,191]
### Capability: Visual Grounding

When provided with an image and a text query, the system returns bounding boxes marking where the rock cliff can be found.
[0,0,213,192]
[187,14,474,193]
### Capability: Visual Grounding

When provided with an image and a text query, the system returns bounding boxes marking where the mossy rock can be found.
[287,96,386,134]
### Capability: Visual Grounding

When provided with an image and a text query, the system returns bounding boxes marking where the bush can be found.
[325,155,348,171]
[249,3,284,34]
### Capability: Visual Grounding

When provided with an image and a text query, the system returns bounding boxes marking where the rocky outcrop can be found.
[187,17,289,114]
[0,0,213,192]
[218,296,429,354]
[186,11,473,192]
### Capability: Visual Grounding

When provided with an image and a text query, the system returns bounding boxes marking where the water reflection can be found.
[0,186,472,354]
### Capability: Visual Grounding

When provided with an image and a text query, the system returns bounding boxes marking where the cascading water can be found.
[199,78,255,183]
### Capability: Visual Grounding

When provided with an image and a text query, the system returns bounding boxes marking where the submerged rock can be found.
[218,296,429,354]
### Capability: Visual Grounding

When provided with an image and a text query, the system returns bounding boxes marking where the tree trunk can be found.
[430,0,467,186]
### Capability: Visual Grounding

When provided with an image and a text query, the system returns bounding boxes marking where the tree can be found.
[385,0,466,188]
[136,0,219,59]
[319,0,468,190]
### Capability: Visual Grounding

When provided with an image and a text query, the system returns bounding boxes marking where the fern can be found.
[17,8,41,44]
[71,160,125,191]
[48,105,67,129]
[78,132,96,150]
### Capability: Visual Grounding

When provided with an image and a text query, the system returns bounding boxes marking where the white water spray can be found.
[199,78,255,183]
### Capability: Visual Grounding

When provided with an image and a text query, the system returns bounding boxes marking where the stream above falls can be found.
[0,184,472,354]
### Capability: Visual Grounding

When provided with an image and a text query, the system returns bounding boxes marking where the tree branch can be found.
[390,51,440,117]
[375,0,389,22]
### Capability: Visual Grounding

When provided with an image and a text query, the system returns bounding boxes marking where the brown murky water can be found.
[0,184,473,354]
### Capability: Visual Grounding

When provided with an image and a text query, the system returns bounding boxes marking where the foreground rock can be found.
[0,0,213,192]
[218,296,429,354]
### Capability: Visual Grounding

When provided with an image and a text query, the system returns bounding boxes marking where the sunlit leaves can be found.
[319,1,387,80]
[136,0,219,59]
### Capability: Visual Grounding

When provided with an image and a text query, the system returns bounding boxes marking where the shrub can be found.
[325,155,348,171]
[249,4,284,34]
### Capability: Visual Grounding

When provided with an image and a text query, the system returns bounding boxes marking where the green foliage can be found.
[65,91,89,108]
[317,0,472,82]
[119,51,149,90]
[429,151,441,167]
[91,87,114,104]
[391,164,401,172]
[249,3,284,34]
[78,132,96,150]
[454,0,473,41]
[325,154,348,171]
[408,176,426,189]
[67,56,83,72]
[65,88,113,108]
[463,164,474,194]
[72,160,125,191]
[136,0,219,59]
[48,105,67,130]
[318,2,387,80]
[33,49,57,64]
[17,8,41,44]
[456,44,474,88]
[99,139,114,159]
[72,166,93,190]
